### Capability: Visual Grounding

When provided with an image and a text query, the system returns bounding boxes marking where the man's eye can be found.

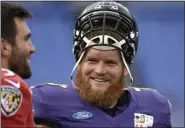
[106,61,116,65]
[89,59,95,61]
[88,59,97,62]
[24,33,31,41]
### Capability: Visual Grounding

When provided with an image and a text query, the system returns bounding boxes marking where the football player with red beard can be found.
[32,1,172,128]
[1,2,35,127]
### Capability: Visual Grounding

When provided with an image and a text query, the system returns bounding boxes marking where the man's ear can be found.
[1,38,12,57]
[124,67,128,77]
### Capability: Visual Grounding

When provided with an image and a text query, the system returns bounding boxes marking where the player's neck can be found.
[1,59,9,69]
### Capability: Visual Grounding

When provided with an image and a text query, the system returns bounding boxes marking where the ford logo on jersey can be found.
[72,111,93,120]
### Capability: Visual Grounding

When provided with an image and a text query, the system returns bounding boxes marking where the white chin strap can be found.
[70,34,133,89]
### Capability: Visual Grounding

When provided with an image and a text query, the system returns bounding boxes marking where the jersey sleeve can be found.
[153,90,172,127]
[161,96,172,127]
[131,87,172,127]
[152,96,172,128]
[31,83,68,126]
[1,68,34,127]
[31,85,51,123]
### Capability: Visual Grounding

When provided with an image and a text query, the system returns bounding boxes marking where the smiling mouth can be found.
[92,77,108,82]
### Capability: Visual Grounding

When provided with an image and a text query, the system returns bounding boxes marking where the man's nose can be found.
[29,41,35,54]
[94,62,106,75]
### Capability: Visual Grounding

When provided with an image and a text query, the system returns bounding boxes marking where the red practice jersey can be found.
[1,68,34,127]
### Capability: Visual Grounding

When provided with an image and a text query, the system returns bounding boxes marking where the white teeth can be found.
[93,78,107,82]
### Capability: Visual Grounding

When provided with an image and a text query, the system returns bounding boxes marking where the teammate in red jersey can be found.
[1,2,35,127]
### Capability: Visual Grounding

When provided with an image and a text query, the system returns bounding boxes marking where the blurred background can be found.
[4,1,184,127]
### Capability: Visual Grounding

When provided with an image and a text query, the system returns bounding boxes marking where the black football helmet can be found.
[73,1,139,65]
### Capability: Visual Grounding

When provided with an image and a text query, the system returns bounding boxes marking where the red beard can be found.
[75,68,125,109]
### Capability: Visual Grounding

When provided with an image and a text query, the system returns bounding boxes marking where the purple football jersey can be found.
[31,84,171,128]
